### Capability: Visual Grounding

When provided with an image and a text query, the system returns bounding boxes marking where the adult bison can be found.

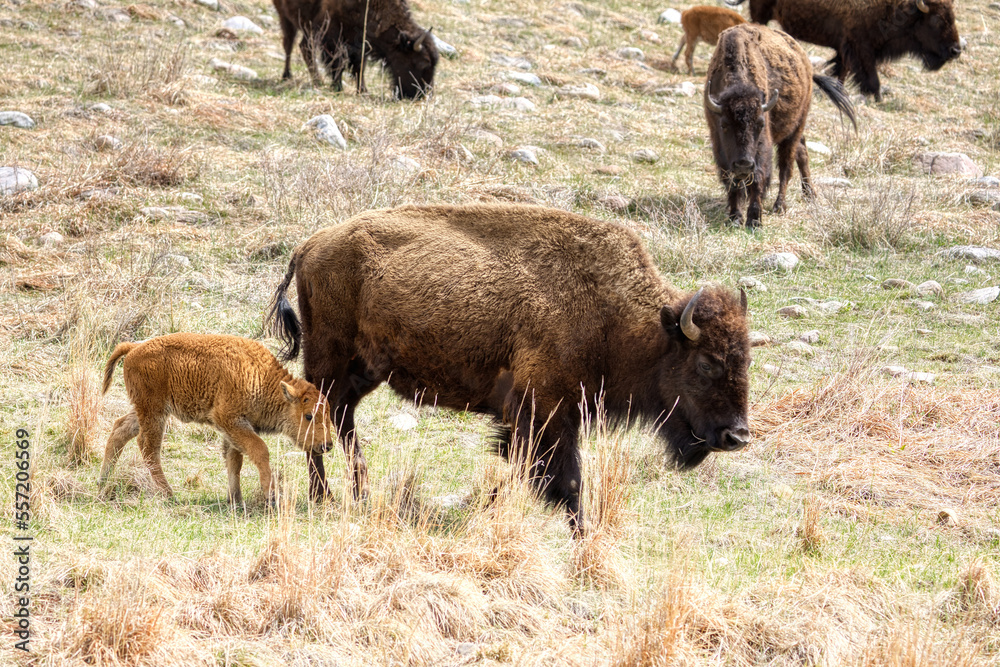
[267,204,752,534]
[705,24,856,228]
[728,0,962,101]
[272,0,438,99]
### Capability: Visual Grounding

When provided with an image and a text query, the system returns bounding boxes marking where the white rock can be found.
[139,207,172,220]
[89,103,113,113]
[493,82,521,96]
[785,341,815,357]
[815,300,847,314]
[658,8,682,24]
[806,140,831,156]
[738,276,767,292]
[222,16,263,34]
[676,81,698,97]
[388,413,418,431]
[0,111,36,129]
[617,47,645,60]
[94,135,123,151]
[502,70,542,86]
[762,363,782,376]
[970,176,1000,188]
[303,114,347,149]
[749,331,772,347]
[558,83,600,100]
[576,137,605,152]
[0,167,38,195]
[432,34,458,58]
[391,156,421,175]
[469,94,503,108]
[639,29,661,43]
[882,278,914,290]
[509,97,536,112]
[40,231,64,246]
[882,365,909,378]
[914,152,982,177]
[491,55,532,70]
[915,280,942,297]
[509,147,539,165]
[798,330,821,344]
[596,193,629,211]
[165,253,191,269]
[761,252,800,271]
[913,300,935,312]
[195,0,220,9]
[208,58,258,80]
[955,286,999,304]
[938,246,1000,263]
[778,305,807,319]
[466,129,503,148]
[964,265,988,276]
[631,149,659,163]
[169,15,186,28]
[909,372,936,384]
[815,177,852,189]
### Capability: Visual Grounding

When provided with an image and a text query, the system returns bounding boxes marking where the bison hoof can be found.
[772,201,786,215]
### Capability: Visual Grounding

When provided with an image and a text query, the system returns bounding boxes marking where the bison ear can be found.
[399,33,415,50]
[660,305,682,340]
[280,381,299,403]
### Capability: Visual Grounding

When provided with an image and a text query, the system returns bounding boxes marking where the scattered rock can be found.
[209,58,258,80]
[576,137,606,152]
[491,54,532,70]
[955,286,999,304]
[913,300,935,312]
[967,190,1000,206]
[195,0,220,9]
[222,16,263,34]
[749,331,773,347]
[89,102,113,113]
[658,8,682,23]
[492,16,527,28]
[882,365,909,378]
[738,276,767,292]
[40,231,64,246]
[77,187,119,201]
[915,280,942,297]
[388,413,418,431]
[762,363,782,376]
[432,34,458,58]
[102,8,132,23]
[509,97,536,112]
[596,193,629,211]
[805,140,831,156]
[882,278,914,291]
[168,14,185,28]
[914,152,982,177]
[0,111,36,129]
[771,484,794,501]
[435,493,468,510]
[969,176,999,188]
[916,328,932,336]
[466,129,503,148]
[509,147,539,165]
[938,245,1000,263]
[502,70,542,86]
[761,252,800,271]
[937,508,959,526]
[93,135,123,151]
[165,253,191,269]
[456,643,478,658]
[139,206,172,220]
[493,82,521,96]
[639,29,661,43]
[442,144,474,162]
[0,167,39,195]
[777,305,807,319]
[909,372,935,384]
[617,47,645,60]
[557,83,601,100]
[798,330,821,344]
[179,192,203,205]
[965,264,988,276]
[815,177,852,189]
[303,115,347,149]
[391,156,421,175]
[595,165,624,176]
[631,149,659,163]
[785,341,815,357]
[675,81,697,97]
[815,300,848,314]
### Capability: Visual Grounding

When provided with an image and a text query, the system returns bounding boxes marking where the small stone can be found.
[882,365,909,378]
[388,413,418,431]
[491,54,532,70]
[815,177,852,189]
[595,165,624,176]
[913,300,936,312]
[435,493,468,510]
[915,280,942,297]
[442,144,474,162]
[965,264,988,276]
[762,363,781,376]
[209,58,258,80]
[761,252,800,271]
[955,286,999,304]
[165,253,191,269]
[938,245,1000,263]
[937,508,959,526]
[222,16,263,34]
[785,341,815,357]
[509,97,536,112]
[168,15,185,28]
[749,331,772,347]
[195,0,220,9]
[639,29,661,43]
[798,330,821,344]
[0,111,36,129]
[909,372,935,384]
[914,152,982,177]
[631,149,659,163]
[466,129,503,148]
[509,147,539,165]
[617,47,645,60]
[576,137,606,152]
[967,190,1000,206]
[492,16,527,28]
[493,82,521,96]
[94,135,123,151]
[456,643,477,657]
[89,103,113,113]
[179,192,203,205]
[806,140,831,156]
[470,94,503,108]
[658,8,682,23]
[139,207,172,220]
[596,194,629,212]
[738,276,767,292]
[969,176,999,188]
[815,300,847,314]
[391,156,421,175]
[676,81,697,97]
[778,305,807,319]
[0,167,39,195]
[502,70,542,86]
[557,83,601,100]
[882,279,914,291]
[916,328,932,335]
[772,484,794,501]
[432,34,458,58]
[40,231,64,246]
[303,115,347,149]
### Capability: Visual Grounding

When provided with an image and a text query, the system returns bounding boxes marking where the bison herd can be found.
[99,0,963,534]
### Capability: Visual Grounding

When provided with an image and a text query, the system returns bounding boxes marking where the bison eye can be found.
[699,361,713,374]
[304,413,313,421]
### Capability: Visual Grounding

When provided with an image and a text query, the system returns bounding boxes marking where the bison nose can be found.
[720,427,751,451]
[732,158,754,173]
[951,43,963,57]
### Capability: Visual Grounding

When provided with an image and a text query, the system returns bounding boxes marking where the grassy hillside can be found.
[1,0,998,664]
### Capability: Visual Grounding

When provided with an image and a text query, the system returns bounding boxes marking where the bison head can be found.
[658,287,751,469]
[386,29,439,99]
[705,82,779,183]
[907,0,962,70]
[280,379,335,455]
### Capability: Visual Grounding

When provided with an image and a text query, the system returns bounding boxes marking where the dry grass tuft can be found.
[808,179,919,251]
[612,575,690,667]
[856,622,982,667]
[65,324,102,466]
[797,493,826,554]
[101,140,195,188]
[90,36,189,100]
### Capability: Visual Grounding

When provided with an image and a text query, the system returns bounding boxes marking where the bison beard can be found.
[267,204,752,536]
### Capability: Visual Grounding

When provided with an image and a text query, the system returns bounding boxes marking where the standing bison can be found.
[705,24,856,228]
[728,0,962,100]
[272,0,438,99]
[267,204,752,535]
[671,6,747,75]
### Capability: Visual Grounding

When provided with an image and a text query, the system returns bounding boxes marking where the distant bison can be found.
[268,204,752,534]
[272,0,325,85]
[101,333,335,505]
[671,6,746,74]
[728,0,962,100]
[705,24,856,227]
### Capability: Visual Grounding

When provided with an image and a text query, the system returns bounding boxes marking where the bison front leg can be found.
[222,438,244,507]
[796,137,814,200]
[298,33,324,87]
[773,133,804,214]
[843,43,882,101]
[726,182,746,227]
[216,418,275,505]
[279,16,296,80]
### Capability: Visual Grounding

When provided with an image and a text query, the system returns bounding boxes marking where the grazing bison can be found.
[272,0,326,85]
[705,24,856,228]
[100,333,335,505]
[671,6,747,74]
[267,204,752,534]
[728,0,962,100]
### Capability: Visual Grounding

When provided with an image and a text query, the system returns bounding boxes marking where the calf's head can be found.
[280,380,335,454]
[706,82,779,181]
[386,29,439,99]
[657,286,751,469]
[907,0,962,70]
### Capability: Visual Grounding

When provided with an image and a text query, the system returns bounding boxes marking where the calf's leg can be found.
[136,413,171,496]
[100,410,140,486]
[215,416,275,502]
[222,438,244,506]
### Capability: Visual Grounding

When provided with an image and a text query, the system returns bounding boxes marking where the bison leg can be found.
[797,137,814,199]
[215,416,275,504]
[279,15,296,80]
[684,36,699,75]
[136,413,171,496]
[843,43,881,100]
[772,132,804,214]
[749,0,776,24]
[670,35,685,71]
[222,438,244,506]
[726,184,746,227]
[99,410,140,486]
[299,32,324,87]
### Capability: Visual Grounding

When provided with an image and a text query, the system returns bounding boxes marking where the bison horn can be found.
[414,28,431,52]
[705,86,723,115]
[916,0,930,12]
[762,88,780,112]
[739,287,748,315]
[680,287,704,342]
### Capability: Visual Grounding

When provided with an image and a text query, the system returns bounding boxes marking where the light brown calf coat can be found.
[100,333,334,505]
[671,6,747,74]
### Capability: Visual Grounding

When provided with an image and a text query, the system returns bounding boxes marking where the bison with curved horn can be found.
[705,23,856,228]
[267,204,752,535]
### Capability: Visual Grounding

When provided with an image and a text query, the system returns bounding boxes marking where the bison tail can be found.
[102,342,135,395]
[813,74,858,131]
[266,257,303,362]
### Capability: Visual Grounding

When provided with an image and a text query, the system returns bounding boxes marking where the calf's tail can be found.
[102,342,136,394]
[266,256,303,362]
[813,74,858,131]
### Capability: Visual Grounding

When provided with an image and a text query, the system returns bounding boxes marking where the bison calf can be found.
[100,333,335,505]
[671,6,746,74]
[268,204,752,535]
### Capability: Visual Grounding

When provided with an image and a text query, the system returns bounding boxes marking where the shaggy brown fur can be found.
[705,24,855,227]
[730,0,962,100]
[271,0,325,85]
[100,333,335,505]
[267,204,752,534]
[671,6,746,75]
